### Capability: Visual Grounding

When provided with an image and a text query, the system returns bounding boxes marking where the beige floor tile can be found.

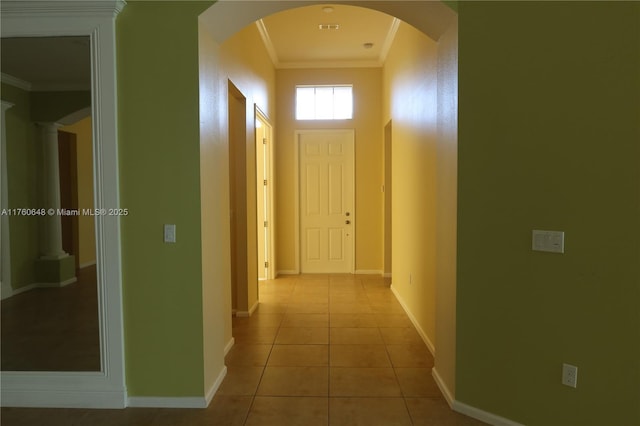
[329,397,412,426]
[287,303,329,314]
[232,326,279,344]
[386,344,434,368]
[330,327,383,344]
[330,344,391,367]
[200,395,253,426]
[329,367,402,397]
[375,313,412,328]
[245,397,328,426]
[406,397,488,425]
[232,313,284,328]
[370,302,406,314]
[217,366,264,395]
[253,302,288,314]
[395,368,442,397]
[281,313,329,327]
[379,327,424,345]
[275,327,329,344]
[257,366,329,396]
[225,344,272,367]
[329,293,370,304]
[290,294,330,304]
[268,345,328,366]
[329,302,373,314]
[330,313,377,328]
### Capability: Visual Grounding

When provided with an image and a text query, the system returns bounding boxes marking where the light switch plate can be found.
[532,230,564,253]
[164,224,176,243]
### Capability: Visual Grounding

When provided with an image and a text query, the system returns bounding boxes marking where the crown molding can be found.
[277,59,383,70]
[1,73,32,91]
[255,19,281,68]
[0,0,126,17]
[380,18,401,65]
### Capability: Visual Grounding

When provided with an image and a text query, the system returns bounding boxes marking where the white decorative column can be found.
[38,122,68,259]
[35,122,75,286]
[1,101,14,299]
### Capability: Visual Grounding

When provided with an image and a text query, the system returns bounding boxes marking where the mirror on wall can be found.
[0,36,101,371]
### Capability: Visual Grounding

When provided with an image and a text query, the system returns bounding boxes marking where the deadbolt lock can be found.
[345,220,351,224]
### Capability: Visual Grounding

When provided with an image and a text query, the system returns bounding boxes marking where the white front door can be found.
[298,129,354,273]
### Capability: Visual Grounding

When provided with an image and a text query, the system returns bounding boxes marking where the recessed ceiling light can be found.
[363,42,374,49]
[322,6,334,13]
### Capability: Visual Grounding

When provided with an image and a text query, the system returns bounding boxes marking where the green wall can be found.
[117,0,212,396]
[2,83,39,290]
[457,2,640,425]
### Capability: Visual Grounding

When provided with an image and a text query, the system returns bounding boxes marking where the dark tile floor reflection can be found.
[1,265,100,371]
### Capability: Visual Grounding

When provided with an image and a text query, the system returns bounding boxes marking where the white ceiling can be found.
[257,4,399,69]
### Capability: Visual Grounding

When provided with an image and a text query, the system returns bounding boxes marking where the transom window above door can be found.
[295,85,353,120]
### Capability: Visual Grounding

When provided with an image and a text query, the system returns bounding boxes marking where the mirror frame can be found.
[0,0,126,408]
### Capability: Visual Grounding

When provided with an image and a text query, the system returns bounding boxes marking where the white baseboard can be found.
[383,272,392,278]
[205,365,227,407]
[354,269,383,275]
[79,260,96,269]
[0,388,126,408]
[390,284,436,355]
[453,400,525,426]
[276,270,298,276]
[127,396,206,409]
[127,365,228,409]
[8,277,78,298]
[224,337,235,356]
[236,300,259,317]
[432,367,455,407]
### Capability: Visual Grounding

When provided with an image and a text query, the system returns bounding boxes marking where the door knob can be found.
[345,220,351,224]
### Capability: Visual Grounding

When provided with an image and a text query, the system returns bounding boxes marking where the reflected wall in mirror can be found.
[0,36,100,371]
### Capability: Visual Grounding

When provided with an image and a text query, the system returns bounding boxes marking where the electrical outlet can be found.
[562,363,578,388]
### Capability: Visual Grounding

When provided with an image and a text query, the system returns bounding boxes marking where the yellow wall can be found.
[275,67,383,273]
[61,116,96,267]
[383,22,439,350]
[220,23,276,314]
[434,16,458,398]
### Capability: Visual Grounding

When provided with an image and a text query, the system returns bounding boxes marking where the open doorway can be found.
[255,107,275,281]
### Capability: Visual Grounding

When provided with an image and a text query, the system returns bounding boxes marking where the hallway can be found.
[0,274,485,425]
[217,274,484,425]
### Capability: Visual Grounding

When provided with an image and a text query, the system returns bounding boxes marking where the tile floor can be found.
[0,274,486,426]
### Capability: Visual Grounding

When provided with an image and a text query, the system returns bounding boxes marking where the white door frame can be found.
[0,0,127,408]
[294,129,355,274]
[255,106,275,280]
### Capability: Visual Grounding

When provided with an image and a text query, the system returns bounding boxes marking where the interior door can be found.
[298,130,354,273]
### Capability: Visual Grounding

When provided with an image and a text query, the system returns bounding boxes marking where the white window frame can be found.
[295,85,353,120]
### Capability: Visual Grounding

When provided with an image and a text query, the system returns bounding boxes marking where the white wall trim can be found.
[382,272,392,278]
[432,367,455,407]
[354,269,383,276]
[0,386,126,408]
[1,73,32,91]
[236,300,259,317]
[224,337,235,356]
[390,284,436,355]
[79,260,97,269]
[0,0,127,409]
[127,366,227,409]
[453,400,526,426]
[205,365,227,406]
[127,396,207,409]
[255,20,280,68]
